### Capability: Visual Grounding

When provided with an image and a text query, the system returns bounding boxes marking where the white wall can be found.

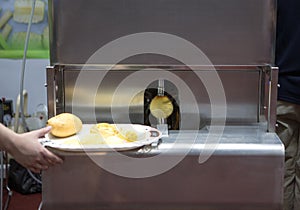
[0,59,49,116]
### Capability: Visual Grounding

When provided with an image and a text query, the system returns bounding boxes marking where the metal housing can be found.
[44,0,283,209]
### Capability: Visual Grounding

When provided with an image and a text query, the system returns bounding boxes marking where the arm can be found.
[0,123,62,173]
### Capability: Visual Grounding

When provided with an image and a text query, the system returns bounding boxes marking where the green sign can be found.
[0,0,49,58]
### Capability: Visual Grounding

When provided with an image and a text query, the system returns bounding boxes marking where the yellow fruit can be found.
[47,113,82,138]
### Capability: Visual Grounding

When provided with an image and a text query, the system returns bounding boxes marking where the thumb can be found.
[36,126,52,138]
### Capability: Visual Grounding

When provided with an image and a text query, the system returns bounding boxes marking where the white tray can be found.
[40,124,162,152]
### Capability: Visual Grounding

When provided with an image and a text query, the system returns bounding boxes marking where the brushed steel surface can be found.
[57,66,260,128]
[48,0,276,66]
[42,127,284,210]
[45,0,281,209]
[46,67,56,119]
[269,67,279,132]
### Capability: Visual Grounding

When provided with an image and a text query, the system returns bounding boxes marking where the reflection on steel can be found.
[43,127,284,210]
[48,0,276,66]
[47,65,277,131]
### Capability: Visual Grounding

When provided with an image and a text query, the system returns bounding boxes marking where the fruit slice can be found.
[9,32,43,50]
[42,26,49,49]
[2,24,12,40]
[0,10,13,29]
[13,0,45,23]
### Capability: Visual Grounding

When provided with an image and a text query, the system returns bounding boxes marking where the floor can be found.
[2,188,42,210]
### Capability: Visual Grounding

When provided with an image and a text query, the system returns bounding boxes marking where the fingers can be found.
[28,159,55,173]
[26,148,63,173]
[29,154,62,173]
[29,167,41,174]
[37,149,63,171]
[42,148,63,165]
[30,164,45,173]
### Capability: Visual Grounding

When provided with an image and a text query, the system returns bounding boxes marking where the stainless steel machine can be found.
[43,0,284,209]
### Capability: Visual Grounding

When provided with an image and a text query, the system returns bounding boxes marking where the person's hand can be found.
[9,126,63,173]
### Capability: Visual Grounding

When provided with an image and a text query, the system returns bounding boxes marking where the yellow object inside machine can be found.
[149,95,174,119]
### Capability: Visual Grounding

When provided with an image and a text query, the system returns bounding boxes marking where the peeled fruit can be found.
[47,113,82,138]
